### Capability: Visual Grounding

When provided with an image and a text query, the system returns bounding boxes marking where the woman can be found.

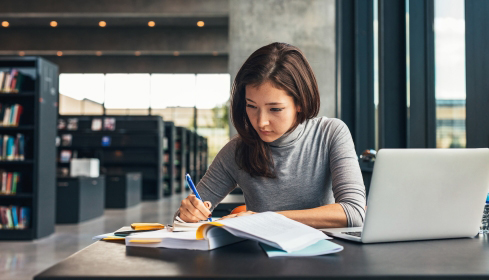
[178,42,366,228]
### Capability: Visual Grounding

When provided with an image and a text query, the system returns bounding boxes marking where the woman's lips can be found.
[260,130,272,135]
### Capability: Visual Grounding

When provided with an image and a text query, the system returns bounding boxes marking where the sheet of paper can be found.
[217,212,330,252]
[130,229,198,240]
[92,232,115,241]
[259,239,343,257]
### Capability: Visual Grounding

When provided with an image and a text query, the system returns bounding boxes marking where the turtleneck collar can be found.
[269,120,306,147]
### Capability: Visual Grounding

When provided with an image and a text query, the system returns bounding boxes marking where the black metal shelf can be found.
[0,91,36,97]
[0,160,34,164]
[0,193,33,198]
[0,125,35,130]
[0,57,58,240]
[0,228,33,240]
[57,115,165,200]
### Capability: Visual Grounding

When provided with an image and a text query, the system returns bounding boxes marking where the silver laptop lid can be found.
[362,149,489,243]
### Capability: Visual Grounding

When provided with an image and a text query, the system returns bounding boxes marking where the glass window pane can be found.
[60,74,105,103]
[435,0,466,148]
[373,0,379,151]
[150,74,196,108]
[105,74,150,109]
[195,74,231,109]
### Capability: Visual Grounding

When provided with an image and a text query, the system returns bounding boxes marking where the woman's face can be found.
[245,81,300,143]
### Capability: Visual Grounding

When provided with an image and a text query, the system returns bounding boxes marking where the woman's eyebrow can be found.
[245,98,284,105]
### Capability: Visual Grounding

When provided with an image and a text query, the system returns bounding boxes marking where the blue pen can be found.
[186,174,212,222]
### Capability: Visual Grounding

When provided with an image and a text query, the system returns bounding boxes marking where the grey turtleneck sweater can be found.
[190,117,366,227]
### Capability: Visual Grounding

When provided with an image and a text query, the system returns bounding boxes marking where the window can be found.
[434,0,466,148]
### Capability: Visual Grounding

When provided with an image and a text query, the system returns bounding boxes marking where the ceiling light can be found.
[18,51,25,56]
[95,51,102,56]
[57,51,63,56]
[2,21,9,28]
[197,21,205,27]
[212,51,218,56]
[173,51,180,56]
[99,21,106,27]
[148,21,155,27]
[50,21,58,27]
[134,51,141,56]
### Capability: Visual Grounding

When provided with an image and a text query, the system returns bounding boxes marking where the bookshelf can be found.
[185,128,195,190]
[174,126,187,194]
[57,115,164,200]
[0,57,58,240]
[196,135,208,182]
[163,122,175,196]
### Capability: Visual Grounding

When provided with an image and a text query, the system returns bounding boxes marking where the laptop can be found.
[321,148,489,243]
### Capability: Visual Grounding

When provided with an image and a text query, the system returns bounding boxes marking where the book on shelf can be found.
[0,103,23,127]
[0,134,25,161]
[0,171,21,194]
[0,205,29,229]
[91,118,102,131]
[101,136,111,147]
[0,69,27,93]
[61,134,72,146]
[60,150,72,163]
[67,118,78,130]
[57,119,66,130]
[103,118,116,131]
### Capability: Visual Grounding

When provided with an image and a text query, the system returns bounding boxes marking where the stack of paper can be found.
[124,212,344,257]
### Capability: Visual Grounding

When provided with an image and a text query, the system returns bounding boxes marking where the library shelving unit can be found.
[185,129,195,190]
[163,121,175,196]
[57,115,164,200]
[0,57,58,240]
[196,135,209,182]
[174,126,187,194]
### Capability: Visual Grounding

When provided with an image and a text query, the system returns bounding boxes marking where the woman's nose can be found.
[257,110,270,127]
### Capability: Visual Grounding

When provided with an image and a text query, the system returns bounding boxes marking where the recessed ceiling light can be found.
[95,51,102,56]
[148,21,155,27]
[212,51,218,56]
[134,51,141,56]
[197,21,205,27]
[57,51,63,56]
[99,21,106,27]
[173,51,180,56]
[18,51,25,56]
[50,21,58,27]
[2,21,9,28]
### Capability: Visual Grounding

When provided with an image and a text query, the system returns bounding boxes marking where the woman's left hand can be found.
[221,211,257,220]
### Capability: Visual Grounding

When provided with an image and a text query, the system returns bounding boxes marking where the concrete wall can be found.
[228,0,336,135]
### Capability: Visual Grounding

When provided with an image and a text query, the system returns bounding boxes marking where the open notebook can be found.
[126,212,340,256]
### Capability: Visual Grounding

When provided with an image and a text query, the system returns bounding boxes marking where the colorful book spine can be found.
[18,134,24,160]
[20,207,29,229]
[0,206,29,229]
[11,206,18,229]
[11,173,19,194]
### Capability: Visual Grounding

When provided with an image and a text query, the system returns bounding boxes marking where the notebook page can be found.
[217,212,329,252]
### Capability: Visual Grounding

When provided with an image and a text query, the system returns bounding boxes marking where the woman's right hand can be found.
[179,194,212,223]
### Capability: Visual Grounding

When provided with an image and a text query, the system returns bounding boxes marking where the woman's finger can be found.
[188,195,211,220]
[204,201,212,209]
[179,207,200,223]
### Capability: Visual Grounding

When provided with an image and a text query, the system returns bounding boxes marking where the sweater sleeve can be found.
[327,119,367,227]
[173,137,239,221]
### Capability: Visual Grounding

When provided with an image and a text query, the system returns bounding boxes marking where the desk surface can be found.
[35,233,489,279]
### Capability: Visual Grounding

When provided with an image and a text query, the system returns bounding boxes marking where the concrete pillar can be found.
[228,0,336,136]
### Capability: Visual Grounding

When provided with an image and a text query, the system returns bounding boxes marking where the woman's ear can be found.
[296,105,302,113]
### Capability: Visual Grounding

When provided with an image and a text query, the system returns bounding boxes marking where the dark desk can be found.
[35,233,489,279]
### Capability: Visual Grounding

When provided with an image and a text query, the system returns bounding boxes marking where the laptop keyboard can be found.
[342,231,362,237]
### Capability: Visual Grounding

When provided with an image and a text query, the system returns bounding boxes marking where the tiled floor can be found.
[0,193,187,280]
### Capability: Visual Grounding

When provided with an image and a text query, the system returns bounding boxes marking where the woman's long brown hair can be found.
[230,42,320,178]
